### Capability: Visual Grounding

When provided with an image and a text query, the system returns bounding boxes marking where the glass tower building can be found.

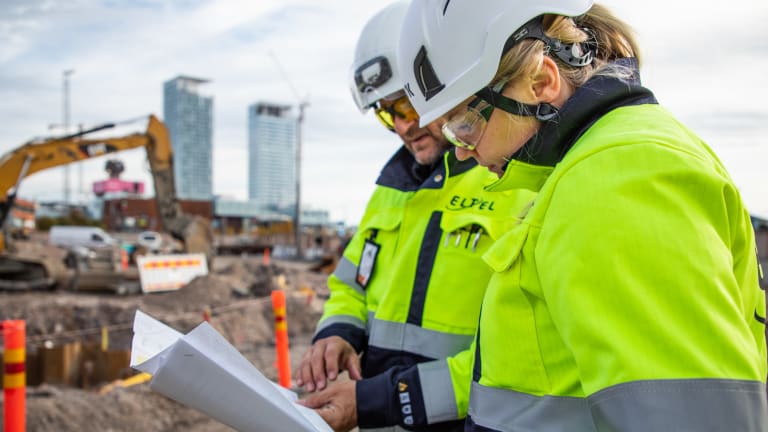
[163,76,213,200]
[248,103,297,216]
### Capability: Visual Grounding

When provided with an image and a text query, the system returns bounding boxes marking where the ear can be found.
[531,56,561,103]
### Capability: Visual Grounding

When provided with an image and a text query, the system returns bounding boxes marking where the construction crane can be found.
[270,51,310,259]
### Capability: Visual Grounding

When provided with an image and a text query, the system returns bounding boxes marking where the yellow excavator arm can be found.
[0,115,213,262]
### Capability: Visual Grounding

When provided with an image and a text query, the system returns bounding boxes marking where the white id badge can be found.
[356,239,380,289]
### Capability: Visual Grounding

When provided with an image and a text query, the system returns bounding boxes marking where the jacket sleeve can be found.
[313,229,370,353]
[356,348,474,429]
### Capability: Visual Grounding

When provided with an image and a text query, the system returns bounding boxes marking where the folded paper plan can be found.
[130,310,332,432]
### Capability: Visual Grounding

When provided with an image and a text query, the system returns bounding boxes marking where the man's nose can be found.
[393,114,418,135]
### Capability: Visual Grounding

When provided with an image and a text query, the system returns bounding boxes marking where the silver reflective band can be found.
[469,378,768,432]
[468,382,594,432]
[418,360,459,423]
[368,318,474,359]
[332,256,365,296]
[315,315,366,335]
[589,378,768,432]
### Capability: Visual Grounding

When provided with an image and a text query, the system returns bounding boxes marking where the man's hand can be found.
[295,336,362,392]
[298,377,357,432]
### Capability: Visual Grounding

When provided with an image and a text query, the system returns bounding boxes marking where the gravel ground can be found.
[0,256,328,431]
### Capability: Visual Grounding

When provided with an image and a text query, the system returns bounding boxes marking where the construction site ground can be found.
[0,254,333,431]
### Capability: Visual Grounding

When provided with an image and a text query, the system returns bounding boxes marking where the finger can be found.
[295,348,315,390]
[345,354,363,381]
[299,391,327,409]
[309,344,329,391]
[324,344,341,381]
[294,349,311,387]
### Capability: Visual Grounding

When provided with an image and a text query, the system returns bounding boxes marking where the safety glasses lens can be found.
[392,97,419,122]
[442,104,488,151]
[374,95,418,131]
[442,124,475,150]
[374,108,396,131]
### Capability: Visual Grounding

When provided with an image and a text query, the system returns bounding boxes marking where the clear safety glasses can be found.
[374,94,420,131]
[441,97,494,151]
[442,84,557,151]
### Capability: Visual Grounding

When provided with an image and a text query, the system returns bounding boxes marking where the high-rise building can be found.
[248,103,298,216]
[163,76,213,200]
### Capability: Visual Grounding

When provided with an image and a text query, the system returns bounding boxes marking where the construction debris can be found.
[0,256,327,431]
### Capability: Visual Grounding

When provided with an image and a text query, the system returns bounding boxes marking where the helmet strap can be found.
[504,16,594,68]
[474,87,559,122]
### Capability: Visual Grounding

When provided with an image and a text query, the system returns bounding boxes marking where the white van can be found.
[49,226,118,250]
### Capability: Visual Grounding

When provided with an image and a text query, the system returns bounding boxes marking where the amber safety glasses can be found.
[374,95,420,131]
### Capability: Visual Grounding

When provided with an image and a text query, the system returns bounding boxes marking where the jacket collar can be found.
[510,58,657,167]
[376,147,477,192]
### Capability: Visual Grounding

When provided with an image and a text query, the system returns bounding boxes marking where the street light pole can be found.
[62,69,74,204]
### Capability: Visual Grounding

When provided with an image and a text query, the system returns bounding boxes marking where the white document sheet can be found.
[130,310,332,432]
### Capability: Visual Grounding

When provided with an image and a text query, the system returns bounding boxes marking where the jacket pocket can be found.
[477,222,551,393]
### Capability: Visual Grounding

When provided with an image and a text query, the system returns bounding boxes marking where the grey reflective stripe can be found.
[368,318,474,359]
[468,382,595,432]
[417,360,459,423]
[332,256,364,296]
[589,379,768,432]
[315,315,366,335]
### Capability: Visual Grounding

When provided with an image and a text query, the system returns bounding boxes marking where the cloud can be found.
[1,0,766,224]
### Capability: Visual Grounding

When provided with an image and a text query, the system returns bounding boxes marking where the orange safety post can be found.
[120,248,129,270]
[3,320,26,432]
[271,290,291,388]
[262,248,271,266]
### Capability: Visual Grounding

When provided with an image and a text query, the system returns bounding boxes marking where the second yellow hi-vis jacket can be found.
[314,147,535,431]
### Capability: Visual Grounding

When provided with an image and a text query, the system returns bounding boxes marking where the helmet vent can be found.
[413,46,446,101]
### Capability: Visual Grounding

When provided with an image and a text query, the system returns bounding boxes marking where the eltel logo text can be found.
[446,195,495,211]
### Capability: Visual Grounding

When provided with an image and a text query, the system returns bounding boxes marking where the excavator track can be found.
[0,255,55,290]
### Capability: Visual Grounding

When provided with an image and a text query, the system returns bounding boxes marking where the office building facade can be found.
[163,76,213,200]
[248,103,298,216]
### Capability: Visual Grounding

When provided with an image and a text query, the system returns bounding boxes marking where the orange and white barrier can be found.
[136,253,208,293]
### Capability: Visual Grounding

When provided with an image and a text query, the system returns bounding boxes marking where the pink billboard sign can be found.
[93,179,145,196]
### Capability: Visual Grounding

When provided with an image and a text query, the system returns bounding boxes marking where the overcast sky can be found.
[1,0,767,224]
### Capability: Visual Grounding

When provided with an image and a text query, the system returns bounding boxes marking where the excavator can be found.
[0,114,214,291]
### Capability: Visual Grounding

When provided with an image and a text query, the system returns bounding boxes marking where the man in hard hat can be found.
[295,2,535,431]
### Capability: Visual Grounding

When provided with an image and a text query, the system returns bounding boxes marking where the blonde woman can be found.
[397,1,767,430]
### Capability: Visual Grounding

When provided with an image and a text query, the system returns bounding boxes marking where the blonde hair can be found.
[492,3,640,89]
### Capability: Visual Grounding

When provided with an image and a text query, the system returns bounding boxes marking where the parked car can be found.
[136,231,163,253]
[49,226,117,250]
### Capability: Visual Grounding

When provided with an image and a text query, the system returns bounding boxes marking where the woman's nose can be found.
[455,147,473,161]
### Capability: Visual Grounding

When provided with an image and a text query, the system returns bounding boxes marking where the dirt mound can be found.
[0,257,327,431]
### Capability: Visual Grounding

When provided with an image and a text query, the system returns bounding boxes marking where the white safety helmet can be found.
[349,1,410,112]
[398,0,594,126]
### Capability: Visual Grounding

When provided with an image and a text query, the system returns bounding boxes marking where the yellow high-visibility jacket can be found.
[467,63,767,431]
[315,147,535,431]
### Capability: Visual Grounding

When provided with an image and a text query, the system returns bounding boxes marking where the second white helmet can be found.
[349,1,410,112]
[397,0,594,126]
